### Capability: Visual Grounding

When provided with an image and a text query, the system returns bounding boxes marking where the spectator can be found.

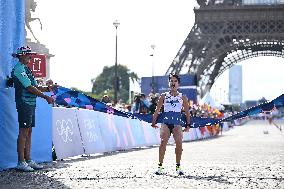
[149,96,158,114]
[101,95,110,104]
[132,94,142,113]
[140,93,150,114]
[11,46,55,172]
[131,94,149,114]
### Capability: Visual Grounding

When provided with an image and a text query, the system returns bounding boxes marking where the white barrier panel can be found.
[124,119,138,148]
[128,119,147,147]
[112,115,128,150]
[202,127,211,139]
[154,123,161,144]
[97,112,118,152]
[194,128,203,140]
[52,108,84,159]
[51,107,228,159]
[223,122,229,131]
[140,121,160,146]
[113,116,135,150]
[76,109,106,155]
[183,129,196,141]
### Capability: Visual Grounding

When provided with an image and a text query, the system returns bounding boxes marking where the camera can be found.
[6,76,13,88]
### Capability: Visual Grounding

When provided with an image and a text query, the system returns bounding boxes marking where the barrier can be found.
[0,97,53,170]
[101,113,122,151]
[0,0,25,170]
[222,122,230,131]
[0,0,52,169]
[76,109,106,155]
[113,115,131,150]
[52,108,84,159]
[183,128,196,141]
[51,107,223,160]
[31,98,53,163]
[1,103,224,169]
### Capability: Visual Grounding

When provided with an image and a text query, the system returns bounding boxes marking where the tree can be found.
[91,65,139,103]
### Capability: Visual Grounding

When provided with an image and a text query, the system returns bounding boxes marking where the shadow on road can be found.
[161,173,232,184]
[0,168,71,189]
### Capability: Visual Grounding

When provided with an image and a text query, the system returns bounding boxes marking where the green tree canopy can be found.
[91,65,139,103]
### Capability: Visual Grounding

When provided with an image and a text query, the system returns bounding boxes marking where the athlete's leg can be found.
[159,124,171,164]
[172,125,183,164]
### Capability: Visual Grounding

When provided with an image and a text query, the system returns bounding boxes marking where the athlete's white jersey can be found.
[164,92,183,113]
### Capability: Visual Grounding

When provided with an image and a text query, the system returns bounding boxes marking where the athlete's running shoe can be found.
[155,165,165,175]
[176,165,184,175]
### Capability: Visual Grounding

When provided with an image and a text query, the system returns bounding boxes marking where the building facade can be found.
[242,0,284,5]
[229,65,243,104]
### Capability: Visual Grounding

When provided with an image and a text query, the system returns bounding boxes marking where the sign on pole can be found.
[28,54,46,77]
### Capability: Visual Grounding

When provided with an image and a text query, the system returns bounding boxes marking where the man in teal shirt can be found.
[11,46,54,172]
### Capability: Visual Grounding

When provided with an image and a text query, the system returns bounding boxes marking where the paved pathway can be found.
[1,120,284,189]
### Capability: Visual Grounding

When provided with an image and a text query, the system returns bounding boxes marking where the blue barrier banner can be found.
[52,86,136,119]
[0,89,18,169]
[222,94,284,123]
[0,0,24,169]
[52,86,221,127]
[52,86,284,128]
[31,97,53,163]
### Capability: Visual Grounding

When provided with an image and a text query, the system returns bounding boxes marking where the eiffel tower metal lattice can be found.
[166,0,284,98]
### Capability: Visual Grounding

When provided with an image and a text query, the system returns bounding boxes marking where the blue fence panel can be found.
[0,0,25,170]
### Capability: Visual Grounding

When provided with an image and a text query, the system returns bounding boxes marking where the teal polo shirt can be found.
[11,62,38,106]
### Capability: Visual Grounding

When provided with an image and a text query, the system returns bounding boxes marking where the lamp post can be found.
[113,20,120,104]
[150,44,156,93]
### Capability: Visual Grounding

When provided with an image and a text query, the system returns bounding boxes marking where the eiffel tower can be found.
[166,0,284,98]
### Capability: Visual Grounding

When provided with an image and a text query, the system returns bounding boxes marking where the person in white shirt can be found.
[151,73,190,175]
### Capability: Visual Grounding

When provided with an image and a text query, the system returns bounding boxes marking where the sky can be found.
[29,0,284,102]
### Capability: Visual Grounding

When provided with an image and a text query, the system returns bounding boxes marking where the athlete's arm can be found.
[151,94,165,128]
[182,95,191,132]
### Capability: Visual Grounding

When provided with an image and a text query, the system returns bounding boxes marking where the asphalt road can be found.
[1,120,283,189]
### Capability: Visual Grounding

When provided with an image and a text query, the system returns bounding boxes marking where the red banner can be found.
[27,54,46,77]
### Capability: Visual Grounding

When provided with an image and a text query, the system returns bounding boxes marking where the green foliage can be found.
[91,65,139,102]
